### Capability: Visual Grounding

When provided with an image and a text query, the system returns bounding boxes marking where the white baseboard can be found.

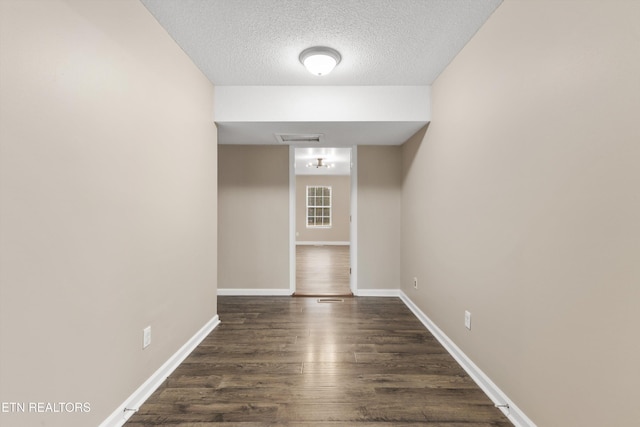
[398,291,536,427]
[99,315,220,427]
[356,289,401,297]
[295,241,350,246]
[217,288,293,296]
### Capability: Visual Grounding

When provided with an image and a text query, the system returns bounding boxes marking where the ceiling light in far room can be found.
[306,158,334,169]
[299,46,341,76]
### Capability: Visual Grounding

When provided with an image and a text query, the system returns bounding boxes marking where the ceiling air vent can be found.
[274,133,325,144]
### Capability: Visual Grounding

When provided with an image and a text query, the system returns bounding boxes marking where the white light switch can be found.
[464,311,471,330]
[143,326,151,349]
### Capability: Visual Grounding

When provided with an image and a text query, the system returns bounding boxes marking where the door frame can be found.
[288,145,358,295]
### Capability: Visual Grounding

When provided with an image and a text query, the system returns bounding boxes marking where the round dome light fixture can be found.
[299,46,341,76]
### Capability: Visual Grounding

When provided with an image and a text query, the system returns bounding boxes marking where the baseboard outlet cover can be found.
[398,291,536,427]
[99,314,220,427]
[218,288,293,296]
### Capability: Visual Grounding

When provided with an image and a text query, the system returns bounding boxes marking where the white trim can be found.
[398,291,536,427]
[218,288,293,296]
[99,315,220,427]
[289,145,296,295]
[356,289,400,297]
[350,145,358,294]
[295,241,350,246]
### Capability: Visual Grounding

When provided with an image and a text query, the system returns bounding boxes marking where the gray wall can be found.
[0,1,218,426]
[296,175,350,243]
[219,145,403,294]
[400,1,640,426]
[218,145,290,291]
[358,146,402,291]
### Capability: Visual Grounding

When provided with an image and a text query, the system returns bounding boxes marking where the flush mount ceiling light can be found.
[299,46,341,76]
[306,158,334,169]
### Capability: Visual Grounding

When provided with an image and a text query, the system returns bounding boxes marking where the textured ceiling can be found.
[141,0,502,86]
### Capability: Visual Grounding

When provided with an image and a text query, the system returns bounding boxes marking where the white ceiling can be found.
[217,121,428,146]
[140,0,502,146]
[141,0,502,86]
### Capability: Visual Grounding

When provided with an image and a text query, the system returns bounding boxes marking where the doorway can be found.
[291,147,354,296]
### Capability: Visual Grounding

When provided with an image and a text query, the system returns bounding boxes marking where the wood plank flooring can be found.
[296,245,351,296]
[126,297,511,426]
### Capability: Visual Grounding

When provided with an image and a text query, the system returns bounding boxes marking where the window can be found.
[306,186,331,227]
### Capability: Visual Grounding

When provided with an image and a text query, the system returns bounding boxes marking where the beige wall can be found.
[218,145,290,291]
[358,146,402,290]
[296,175,350,242]
[0,1,218,426]
[401,1,640,426]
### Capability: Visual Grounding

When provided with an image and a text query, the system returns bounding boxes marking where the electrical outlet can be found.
[143,326,151,349]
[464,311,471,330]
[413,277,418,289]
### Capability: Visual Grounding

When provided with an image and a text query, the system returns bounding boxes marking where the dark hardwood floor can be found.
[295,245,351,296]
[126,297,511,426]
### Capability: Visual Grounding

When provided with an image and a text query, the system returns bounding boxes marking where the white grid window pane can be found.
[306,185,332,228]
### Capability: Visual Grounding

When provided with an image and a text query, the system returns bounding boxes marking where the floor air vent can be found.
[317,298,344,303]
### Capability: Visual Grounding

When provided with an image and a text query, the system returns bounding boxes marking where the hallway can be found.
[126,296,510,426]
[3,1,638,426]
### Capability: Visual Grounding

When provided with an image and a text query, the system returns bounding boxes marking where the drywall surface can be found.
[218,145,290,291]
[401,1,640,426]
[0,1,218,426]
[215,86,431,122]
[358,146,402,290]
